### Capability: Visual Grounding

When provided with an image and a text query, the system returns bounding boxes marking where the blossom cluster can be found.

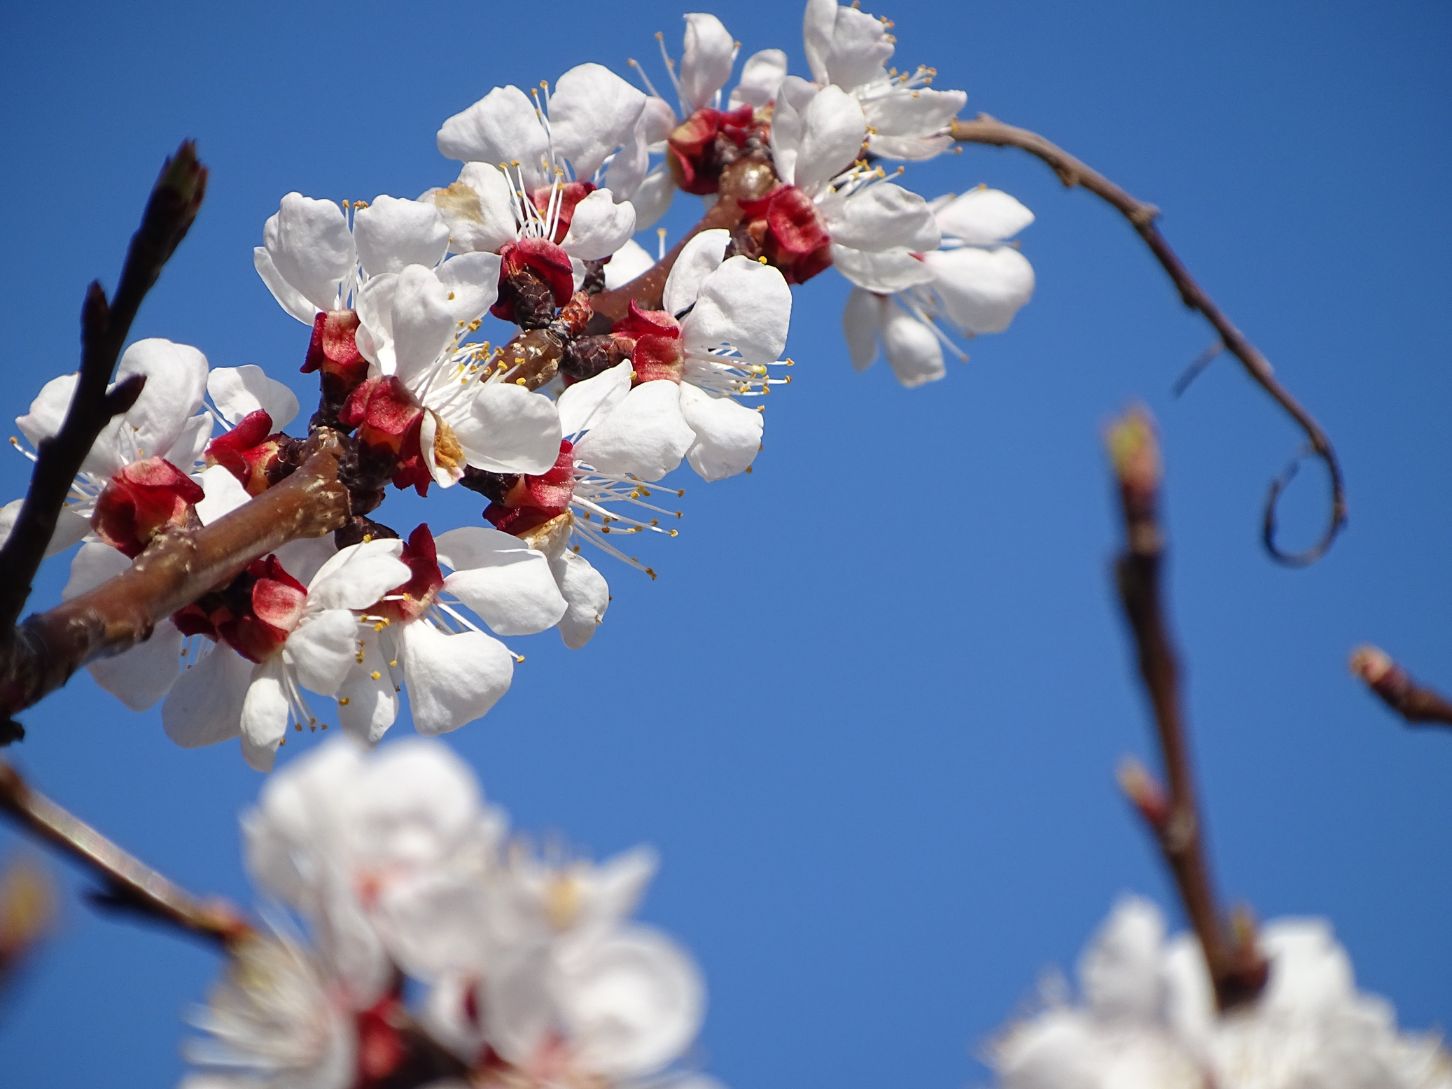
[181,737,711,1089]
[991,897,1451,1089]
[0,0,1035,768]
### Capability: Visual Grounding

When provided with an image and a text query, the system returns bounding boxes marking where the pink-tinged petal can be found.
[881,305,946,387]
[285,609,362,696]
[550,549,609,649]
[842,287,885,371]
[557,360,633,437]
[262,193,356,314]
[337,641,399,744]
[803,0,895,90]
[354,195,450,276]
[662,229,730,317]
[830,243,936,292]
[560,190,636,261]
[436,527,566,636]
[680,13,736,110]
[561,926,705,1079]
[684,255,791,361]
[438,85,549,183]
[425,163,520,255]
[794,86,868,194]
[862,88,967,161]
[549,63,647,181]
[254,245,318,324]
[730,48,787,109]
[826,183,939,253]
[208,364,299,430]
[573,381,693,482]
[935,187,1036,246]
[924,246,1035,334]
[163,643,255,748]
[680,383,763,481]
[436,252,502,324]
[451,382,561,476]
[399,623,513,735]
[603,239,656,291]
[308,539,408,611]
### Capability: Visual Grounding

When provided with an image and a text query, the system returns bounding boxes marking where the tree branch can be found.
[0,142,207,635]
[956,114,1346,567]
[1349,646,1452,730]
[1107,408,1267,1011]
[0,760,248,947]
[0,429,351,719]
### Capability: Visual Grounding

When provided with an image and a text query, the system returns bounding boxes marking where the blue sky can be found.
[1,1,1449,1085]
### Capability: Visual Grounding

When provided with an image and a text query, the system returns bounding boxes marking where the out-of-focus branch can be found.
[1107,408,1267,1011]
[0,761,248,948]
[956,114,1346,567]
[1350,646,1452,730]
[0,143,207,636]
[0,429,350,719]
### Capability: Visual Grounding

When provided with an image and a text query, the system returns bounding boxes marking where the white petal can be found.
[337,640,399,743]
[826,183,939,253]
[438,85,549,184]
[341,738,485,866]
[830,243,936,292]
[241,660,291,762]
[794,86,868,194]
[802,0,840,85]
[842,287,885,371]
[16,373,79,451]
[436,529,567,636]
[436,252,502,324]
[308,539,408,611]
[603,239,656,292]
[207,364,299,430]
[61,538,129,599]
[574,381,693,482]
[1079,896,1168,1021]
[550,549,609,649]
[680,13,735,110]
[452,382,562,476]
[730,49,787,109]
[262,193,356,314]
[549,64,647,181]
[863,88,967,160]
[803,0,894,89]
[881,305,946,387]
[93,338,210,476]
[426,163,521,255]
[662,229,730,318]
[684,256,791,361]
[254,245,319,324]
[624,166,676,233]
[556,360,633,438]
[193,463,251,525]
[680,383,763,481]
[86,624,183,711]
[162,644,254,748]
[924,246,1035,334]
[561,189,637,262]
[285,609,364,696]
[354,195,451,276]
[388,266,458,387]
[935,187,1036,246]
[399,623,513,735]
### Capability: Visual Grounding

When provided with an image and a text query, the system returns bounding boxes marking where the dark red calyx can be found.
[339,376,431,496]
[494,239,575,326]
[740,184,834,284]
[528,180,596,244]
[303,310,370,410]
[614,301,684,384]
[355,990,408,1087]
[373,524,445,624]
[668,105,758,195]
[483,440,576,537]
[91,457,205,557]
[206,410,287,496]
[174,555,307,663]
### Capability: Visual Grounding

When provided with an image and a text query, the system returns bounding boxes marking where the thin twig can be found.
[955,114,1346,567]
[1107,408,1267,1011]
[1350,646,1452,730]
[0,143,207,635]
[0,761,248,947]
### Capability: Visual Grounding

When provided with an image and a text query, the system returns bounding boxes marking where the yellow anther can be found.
[370,670,382,681]
[362,533,373,543]
[669,529,679,538]
[338,697,351,706]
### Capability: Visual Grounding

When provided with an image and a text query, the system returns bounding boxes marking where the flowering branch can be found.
[0,760,248,947]
[956,114,1347,567]
[1349,646,1452,730]
[0,143,207,642]
[1107,408,1267,1011]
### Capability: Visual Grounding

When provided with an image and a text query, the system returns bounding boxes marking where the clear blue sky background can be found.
[1,1,1448,1085]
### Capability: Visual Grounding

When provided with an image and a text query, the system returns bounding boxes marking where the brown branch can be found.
[1350,646,1452,730]
[0,760,248,948]
[0,429,351,719]
[1107,408,1267,1011]
[0,143,207,635]
[955,114,1346,567]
